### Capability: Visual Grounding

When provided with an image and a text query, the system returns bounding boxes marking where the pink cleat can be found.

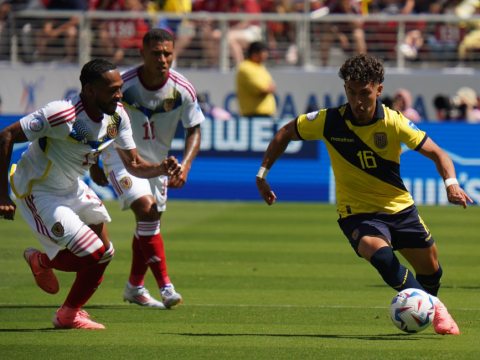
[433,301,460,335]
[24,247,59,294]
[52,307,105,329]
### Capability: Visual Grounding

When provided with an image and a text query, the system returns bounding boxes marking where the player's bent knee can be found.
[99,242,114,264]
[67,225,114,266]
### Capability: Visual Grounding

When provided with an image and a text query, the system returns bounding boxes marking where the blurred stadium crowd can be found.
[1,0,480,68]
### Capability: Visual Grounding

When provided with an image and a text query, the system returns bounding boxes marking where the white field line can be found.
[0,302,479,311]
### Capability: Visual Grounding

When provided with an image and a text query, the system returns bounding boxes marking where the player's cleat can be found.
[433,301,460,335]
[123,286,166,308]
[24,247,59,294]
[52,307,105,329]
[161,284,182,309]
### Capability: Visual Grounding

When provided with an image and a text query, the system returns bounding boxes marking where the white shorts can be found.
[107,167,168,212]
[16,180,111,260]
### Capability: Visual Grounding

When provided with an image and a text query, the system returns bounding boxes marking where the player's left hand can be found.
[447,184,473,209]
[159,156,183,177]
[168,166,189,189]
[0,195,16,220]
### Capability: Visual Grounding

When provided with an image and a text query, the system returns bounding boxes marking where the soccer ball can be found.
[390,288,435,333]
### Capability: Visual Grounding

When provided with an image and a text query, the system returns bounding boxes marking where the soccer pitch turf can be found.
[1,201,479,359]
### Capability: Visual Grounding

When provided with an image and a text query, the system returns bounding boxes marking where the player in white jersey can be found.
[0,59,182,329]
[91,29,204,309]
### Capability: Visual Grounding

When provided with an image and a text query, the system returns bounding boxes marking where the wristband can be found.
[256,166,269,180]
[444,178,458,189]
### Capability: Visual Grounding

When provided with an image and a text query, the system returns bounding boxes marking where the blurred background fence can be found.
[3,11,480,70]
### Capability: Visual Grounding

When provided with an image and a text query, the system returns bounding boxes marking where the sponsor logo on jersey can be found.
[163,98,175,112]
[306,111,319,121]
[330,137,354,143]
[352,229,359,240]
[374,132,388,149]
[29,118,44,132]
[120,176,132,190]
[51,222,64,237]
[409,121,419,131]
[107,123,118,138]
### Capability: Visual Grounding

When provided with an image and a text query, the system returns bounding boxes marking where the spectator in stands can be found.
[193,0,233,66]
[195,0,263,66]
[37,0,88,63]
[457,14,480,66]
[228,0,263,65]
[93,0,149,65]
[434,87,480,122]
[319,0,367,67]
[236,41,276,117]
[148,0,195,64]
[427,0,466,63]
[391,88,421,122]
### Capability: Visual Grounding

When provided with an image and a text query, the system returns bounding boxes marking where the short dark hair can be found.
[247,41,268,58]
[338,54,384,85]
[80,58,116,89]
[143,28,175,48]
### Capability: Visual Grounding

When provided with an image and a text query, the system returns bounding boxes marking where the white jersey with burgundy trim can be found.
[102,66,205,171]
[11,94,136,198]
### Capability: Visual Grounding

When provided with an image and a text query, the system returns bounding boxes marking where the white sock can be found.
[127,282,143,290]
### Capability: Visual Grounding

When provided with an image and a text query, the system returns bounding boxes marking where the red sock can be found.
[128,234,148,287]
[63,246,111,310]
[40,248,101,272]
[137,221,171,288]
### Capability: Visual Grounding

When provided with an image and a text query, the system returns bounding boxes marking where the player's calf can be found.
[370,247,425,291]
[416,264,442,296]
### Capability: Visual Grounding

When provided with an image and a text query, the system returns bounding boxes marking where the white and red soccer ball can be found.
[390,288,435,333]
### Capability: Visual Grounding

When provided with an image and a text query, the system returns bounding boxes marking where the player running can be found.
[0,59,182,329]
[256,54,472,335]
[90,29,204,309]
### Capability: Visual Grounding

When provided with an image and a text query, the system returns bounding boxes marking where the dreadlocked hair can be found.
[338,54,384,85]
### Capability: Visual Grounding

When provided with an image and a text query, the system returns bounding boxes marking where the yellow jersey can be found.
[296,99,427,218]
[236,59,276,117]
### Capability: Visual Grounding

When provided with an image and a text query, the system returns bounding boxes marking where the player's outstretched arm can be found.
[418,137,473,208]
[256,119,300,205]
[0,122,29,220]
[116,148,183,178]
[169,124,201,189]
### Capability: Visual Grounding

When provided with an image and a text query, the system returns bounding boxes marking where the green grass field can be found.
[1,201,479,359]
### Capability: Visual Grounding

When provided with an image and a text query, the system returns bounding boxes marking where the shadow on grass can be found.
[367,285,480,290]
[0,305,128,310]
[164,333,441,341]
[0,329,58,332]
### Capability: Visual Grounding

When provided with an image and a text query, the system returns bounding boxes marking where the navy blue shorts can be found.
[337,205,435,257]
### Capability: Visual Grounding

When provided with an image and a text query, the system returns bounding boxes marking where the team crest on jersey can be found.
[107,123,118,139]
[163,98,175,112]
[120,176,132,190]
[374,132,388,149]
[51,222,64,237]
[29,118,44,132]
[306,111,319,121]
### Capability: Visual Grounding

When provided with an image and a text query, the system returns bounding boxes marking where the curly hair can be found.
[80,59,116,89]
[338,54,384,85]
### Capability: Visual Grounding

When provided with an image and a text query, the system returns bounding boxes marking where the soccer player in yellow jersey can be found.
[256,54,472,335]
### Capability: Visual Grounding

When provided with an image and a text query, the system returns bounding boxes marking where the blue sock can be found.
[370,247,425,292]
[416,264,442,296]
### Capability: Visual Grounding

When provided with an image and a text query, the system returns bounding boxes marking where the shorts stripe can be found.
[25,195,57,243]
[70,228,97,255]
[109,171,123,196]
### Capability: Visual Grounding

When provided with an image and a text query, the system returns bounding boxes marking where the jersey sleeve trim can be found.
[9,140,53,199]
[294,117,304,140]
[414,133,429,151]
